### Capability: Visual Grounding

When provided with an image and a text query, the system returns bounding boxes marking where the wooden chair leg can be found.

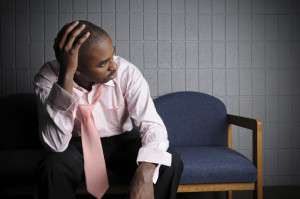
[227,190,233,199]
[254,184,263,199]
[255,168,263,199]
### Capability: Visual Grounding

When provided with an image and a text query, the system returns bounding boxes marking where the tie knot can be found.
[78,104,93,119]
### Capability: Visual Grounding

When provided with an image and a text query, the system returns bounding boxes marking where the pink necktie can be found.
[78,85,109,199]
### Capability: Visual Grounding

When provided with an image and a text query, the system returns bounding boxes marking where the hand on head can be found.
[53,20,116,92]
[54,21,90,94]
[54,21,90,76]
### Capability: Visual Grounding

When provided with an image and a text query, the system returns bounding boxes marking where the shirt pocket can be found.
[104,102,128,131]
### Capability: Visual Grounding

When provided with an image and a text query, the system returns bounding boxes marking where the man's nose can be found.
[108,60,117,71]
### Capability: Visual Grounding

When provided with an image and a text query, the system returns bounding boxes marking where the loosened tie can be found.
[78,85,109,198]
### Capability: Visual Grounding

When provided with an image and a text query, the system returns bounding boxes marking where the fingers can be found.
[53,24,69,61]
[73,32,90,51]
[54,21,79,62]
[54,22,70,49]
[64,23,87,51]
[58,21,79,51]
[53,20,90,65]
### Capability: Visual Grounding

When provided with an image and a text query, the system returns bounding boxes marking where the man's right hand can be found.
[53,21,90,94]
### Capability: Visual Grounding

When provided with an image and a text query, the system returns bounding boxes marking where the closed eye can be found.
[99,59,110,67]
[98,47,115,67]
[100,61,108,67]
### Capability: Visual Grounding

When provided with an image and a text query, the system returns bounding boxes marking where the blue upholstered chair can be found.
[154,91,263,199]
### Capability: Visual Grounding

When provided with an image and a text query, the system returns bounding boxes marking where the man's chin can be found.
[79,76,115,86]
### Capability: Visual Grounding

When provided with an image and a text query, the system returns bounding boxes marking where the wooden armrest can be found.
[226,114,263,188]
[227,114,262,132]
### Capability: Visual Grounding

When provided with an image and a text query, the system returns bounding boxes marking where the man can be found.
[34,20,183,199]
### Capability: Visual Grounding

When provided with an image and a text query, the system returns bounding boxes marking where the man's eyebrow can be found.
[99,58,110,65]
[99,46,115,65]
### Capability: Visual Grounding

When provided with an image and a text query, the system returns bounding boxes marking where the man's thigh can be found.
[105,129,142,176]
[104,129,183,180]
[35,137,84,183]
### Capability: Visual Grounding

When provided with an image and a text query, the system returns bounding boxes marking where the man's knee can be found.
[157,148,183,180]
[153,148,183,199]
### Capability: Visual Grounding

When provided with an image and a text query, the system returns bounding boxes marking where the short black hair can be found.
[54,20,110,62]
[76,20,110,60]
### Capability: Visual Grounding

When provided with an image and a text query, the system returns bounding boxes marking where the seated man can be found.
[33,20,183,199]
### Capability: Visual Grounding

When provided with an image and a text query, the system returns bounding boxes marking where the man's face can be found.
[75,36,117,87]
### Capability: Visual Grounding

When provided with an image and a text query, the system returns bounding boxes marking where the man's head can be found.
[54,20,117,89]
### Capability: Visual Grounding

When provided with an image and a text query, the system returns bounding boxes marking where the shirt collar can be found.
[104,80,115,87]
[73,79,115,91]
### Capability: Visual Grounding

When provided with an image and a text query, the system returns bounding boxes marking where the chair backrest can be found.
[154,91,228,147]
[0,93,42,149]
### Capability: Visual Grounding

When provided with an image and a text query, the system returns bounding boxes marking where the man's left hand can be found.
[129,162,156,199]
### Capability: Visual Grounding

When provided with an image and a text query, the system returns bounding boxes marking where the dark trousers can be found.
[35,129,183,199]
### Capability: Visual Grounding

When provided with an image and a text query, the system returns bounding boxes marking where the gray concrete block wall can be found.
[1,0,300,186]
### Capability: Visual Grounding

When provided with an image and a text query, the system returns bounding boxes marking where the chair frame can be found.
[175,114,263,199]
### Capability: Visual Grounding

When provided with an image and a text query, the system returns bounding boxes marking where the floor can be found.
[1,185,300,199]
[78,185,300,199]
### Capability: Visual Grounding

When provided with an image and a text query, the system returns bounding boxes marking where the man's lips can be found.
[108,71,117,79]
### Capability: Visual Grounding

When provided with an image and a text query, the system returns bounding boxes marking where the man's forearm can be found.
[137,162,157,182]
[57,70,75,95]
[129,162,157,199]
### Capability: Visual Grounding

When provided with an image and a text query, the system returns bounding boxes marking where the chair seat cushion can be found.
[173,146,257,184]
[0,149,47,186]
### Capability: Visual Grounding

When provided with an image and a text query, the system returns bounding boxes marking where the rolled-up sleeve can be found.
[34,66,78,152]
[123,64,172,183]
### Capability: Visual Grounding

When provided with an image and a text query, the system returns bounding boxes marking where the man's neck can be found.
[74,77,94,92]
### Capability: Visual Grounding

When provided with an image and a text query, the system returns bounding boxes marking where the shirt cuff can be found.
[47,83,77,111]
[152,164,161,184]
[136,148,172,184]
